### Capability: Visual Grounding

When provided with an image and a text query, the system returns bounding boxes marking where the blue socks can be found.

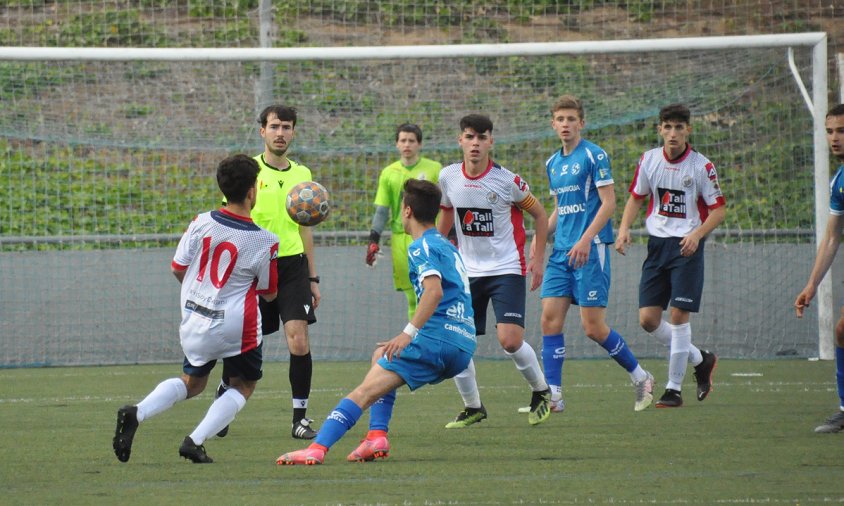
[542,333,565,387]
[369,390,396,432]
[601,329,639,373]
[314,397,363,449]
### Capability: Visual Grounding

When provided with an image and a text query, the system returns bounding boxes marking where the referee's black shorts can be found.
[259,253,316,335]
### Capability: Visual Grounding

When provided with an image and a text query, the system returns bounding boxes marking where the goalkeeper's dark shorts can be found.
[259,253,316,335]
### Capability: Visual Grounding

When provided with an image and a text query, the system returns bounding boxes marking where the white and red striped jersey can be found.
[171,208,278,366]
[439,160,534,277]
[629,145,726,238]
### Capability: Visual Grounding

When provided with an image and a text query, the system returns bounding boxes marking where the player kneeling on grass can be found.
[113,154,279,464]
[277,178,476,465]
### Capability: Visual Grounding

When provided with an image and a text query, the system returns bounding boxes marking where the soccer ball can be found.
[286,181,330,226]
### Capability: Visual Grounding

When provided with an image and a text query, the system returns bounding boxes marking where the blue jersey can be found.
[545,139,615,251]
[830,164,844,215]
[408,228,476,353]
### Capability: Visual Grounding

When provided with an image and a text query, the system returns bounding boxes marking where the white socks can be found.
[453,359,482,409]
[189,388,247,446]
[505,342,549,392]
[136,377,188,423]
[650,319,704,367]
[667,323,691,391]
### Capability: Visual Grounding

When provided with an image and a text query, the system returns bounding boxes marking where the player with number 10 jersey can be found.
[172,209,279,367]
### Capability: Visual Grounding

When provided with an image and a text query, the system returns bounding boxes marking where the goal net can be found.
[0,34,830,367]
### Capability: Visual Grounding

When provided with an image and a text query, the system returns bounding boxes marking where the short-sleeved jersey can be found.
[374,157,442,235]
[171,209,279,366]
[439,161,535,277]
[249,154,312,257]
[629,144,726,238]
[829,164,844,215]
[408,228,476,353]
[545,139,615,251]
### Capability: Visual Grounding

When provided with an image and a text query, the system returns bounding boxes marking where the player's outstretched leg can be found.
[179,436,213,463]
[214,379,230,437]
[347,430,391,462]
[693,350,717,401]
[113,405,139,463]
[278,444,326,465]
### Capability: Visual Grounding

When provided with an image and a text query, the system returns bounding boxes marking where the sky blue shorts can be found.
[540,243,610,307]
[377,334,474,391]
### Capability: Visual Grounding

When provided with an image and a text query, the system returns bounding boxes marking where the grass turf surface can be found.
[1,358,842,505]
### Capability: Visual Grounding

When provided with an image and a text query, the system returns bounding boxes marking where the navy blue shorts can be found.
[639,236,705,312]
[259,253,316,335]
[469,274,526,336]
[183,343,264,382]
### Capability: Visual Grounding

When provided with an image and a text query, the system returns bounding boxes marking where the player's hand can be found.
[310,282,321,310]
[527,258,544,291]
[794,287,816,318]
[377,332,412,361]
[679,234,700,257]
[615,229,631,255]
[365,242,382,267]
[567,240,590,269]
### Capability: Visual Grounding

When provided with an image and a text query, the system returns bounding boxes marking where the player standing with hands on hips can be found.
[437,114,552,427]
[113,154,279,464]
[216,105,321,440]
[795,103,844,433]
[616,103,723,408]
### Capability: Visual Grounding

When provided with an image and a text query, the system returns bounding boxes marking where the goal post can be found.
[0,33,834,366]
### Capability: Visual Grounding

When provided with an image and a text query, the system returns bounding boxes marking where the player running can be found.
[437,114,552,427]
[112,154,278,463]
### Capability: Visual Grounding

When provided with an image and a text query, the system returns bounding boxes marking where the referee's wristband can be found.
[403,323,419,338]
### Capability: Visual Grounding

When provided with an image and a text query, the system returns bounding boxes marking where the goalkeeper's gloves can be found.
[365,230,383,267]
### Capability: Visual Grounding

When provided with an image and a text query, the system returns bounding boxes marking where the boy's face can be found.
[551,108,584,144]
[826,114,844,160]
[396,131,422,161]
[458,128,493,164]
[658,120,691,152]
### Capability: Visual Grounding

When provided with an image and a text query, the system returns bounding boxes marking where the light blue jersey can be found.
[408,228,476,353]
[545,139,615,251]
[830,164,844,215]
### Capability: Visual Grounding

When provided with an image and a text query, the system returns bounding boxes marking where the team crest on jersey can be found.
[486,192,498,204]
[571,163,581,175]
[657,188,686,218]
[457,207,494,236]
[682,175,693,188]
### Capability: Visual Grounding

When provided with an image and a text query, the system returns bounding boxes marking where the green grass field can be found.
[1,358,842,505]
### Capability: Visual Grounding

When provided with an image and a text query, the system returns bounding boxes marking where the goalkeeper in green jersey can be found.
[366,124,442,320]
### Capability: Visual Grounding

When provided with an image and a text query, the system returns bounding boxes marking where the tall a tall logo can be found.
[457,207,494,236]
[656,187,686,218]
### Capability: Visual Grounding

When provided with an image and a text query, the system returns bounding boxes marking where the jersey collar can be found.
[461,159,494,180]
[260,153,292,172]
[219,207,254,223]
[662,143,692,164]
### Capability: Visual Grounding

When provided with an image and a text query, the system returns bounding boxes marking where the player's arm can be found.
[299,225,321,309]
[795,213,844,317]
[568,184,616,268]
[615,194,646,256]
[379,273,442,361]
[171,265,187,283]
[520,194,547,291]
[530,204,557,260]
[679,204,725,257]
[366,205,389,266]
[437,206,455,237]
